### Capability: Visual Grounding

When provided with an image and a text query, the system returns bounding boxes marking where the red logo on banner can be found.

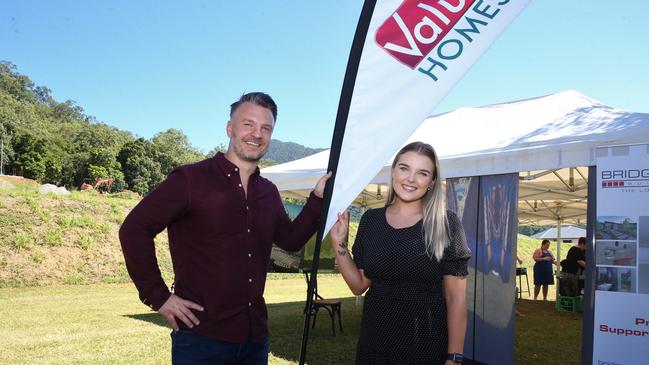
[375,0,475,69]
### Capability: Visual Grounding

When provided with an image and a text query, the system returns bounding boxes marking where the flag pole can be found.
[298,1,376,364]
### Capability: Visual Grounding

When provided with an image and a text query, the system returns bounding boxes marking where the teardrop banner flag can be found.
[299,1,530,363]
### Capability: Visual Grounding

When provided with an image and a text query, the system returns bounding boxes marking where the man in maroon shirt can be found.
[119,92,330,364]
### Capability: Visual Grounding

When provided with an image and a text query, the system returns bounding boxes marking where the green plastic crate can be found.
[556,295,581,313]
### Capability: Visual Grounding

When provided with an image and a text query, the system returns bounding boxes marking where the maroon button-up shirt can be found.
[119,153,322,343]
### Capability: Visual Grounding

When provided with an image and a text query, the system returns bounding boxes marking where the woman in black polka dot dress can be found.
[330,142,471,365]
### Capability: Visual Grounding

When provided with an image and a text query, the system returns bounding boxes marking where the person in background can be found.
[119,92,330,365]
[560,237,587,296]
[533,239,556,300]
[330,142,471,365]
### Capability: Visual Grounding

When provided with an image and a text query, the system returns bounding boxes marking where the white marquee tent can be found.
[531,226,587,242]
[262,90,649,226]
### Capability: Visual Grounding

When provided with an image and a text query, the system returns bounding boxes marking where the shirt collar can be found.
[213,152,260,177]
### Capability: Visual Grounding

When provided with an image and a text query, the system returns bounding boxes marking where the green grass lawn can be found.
[1,273,582,365]
[515,298,582,365]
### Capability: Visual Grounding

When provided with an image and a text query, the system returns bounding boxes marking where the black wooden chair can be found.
[516,267,530,299]
[302,268,343,336]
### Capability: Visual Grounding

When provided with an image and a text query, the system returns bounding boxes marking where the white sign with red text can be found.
[593,144,649,365]
[325,0,529,234]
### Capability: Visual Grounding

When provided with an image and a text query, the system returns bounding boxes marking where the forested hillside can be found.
[265,140,325,163]
[0,61,323,195]
[0,61,208,195]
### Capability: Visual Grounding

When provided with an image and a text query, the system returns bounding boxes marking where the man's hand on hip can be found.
[158,293,204,331]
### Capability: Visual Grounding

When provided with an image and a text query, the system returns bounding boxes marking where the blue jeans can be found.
[171,329,269,365]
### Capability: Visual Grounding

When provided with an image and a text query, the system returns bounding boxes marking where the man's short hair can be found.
[230,92,277,122]
[578,237,586,245]
[542,239,550,245]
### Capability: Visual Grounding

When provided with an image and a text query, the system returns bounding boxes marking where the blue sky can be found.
[2,1,648,152]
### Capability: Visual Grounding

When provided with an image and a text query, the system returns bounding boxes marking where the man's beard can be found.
[232,141,266,163]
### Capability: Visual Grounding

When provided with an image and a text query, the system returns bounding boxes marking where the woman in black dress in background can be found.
[330,142,471,365]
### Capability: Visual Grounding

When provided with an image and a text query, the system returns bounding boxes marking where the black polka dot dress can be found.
[352,208,470,365]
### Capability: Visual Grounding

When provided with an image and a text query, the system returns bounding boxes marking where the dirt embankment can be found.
[0,187,172,287]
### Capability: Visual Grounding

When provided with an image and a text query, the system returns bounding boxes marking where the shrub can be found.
[22,196,41,214]
[44,229,63,247]
[62,273,84,285]
[74,214,97,228]
[30,250,44,263]
[13,232,31,250]
[76,234,93,250]
[57,215,73,228]
[98,222,110,236]
[101,275,129,284]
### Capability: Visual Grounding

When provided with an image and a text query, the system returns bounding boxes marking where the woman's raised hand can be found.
[330,211,350,248]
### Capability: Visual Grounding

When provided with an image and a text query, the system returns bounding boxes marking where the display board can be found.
[592,143,649,364]
[447,173,519,365]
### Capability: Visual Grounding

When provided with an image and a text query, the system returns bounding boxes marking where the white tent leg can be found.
[556,220,562,301]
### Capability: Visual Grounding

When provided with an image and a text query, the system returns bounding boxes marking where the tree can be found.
[51,100,85,123]
[0,122,13,175]
[0,61,37,103]
[258,158,277,168]
[61,153,91,188]
[87,150,126,192]
[152,128,205,175]
[89,148,117,169]
[42,149,63,185]
[0,92,23,172]
[206,144,227,158]
[57,122,131,187]
[34,86,54,106]
[87,164,109,181]
[118,138,164,195]
[12,134,47,180]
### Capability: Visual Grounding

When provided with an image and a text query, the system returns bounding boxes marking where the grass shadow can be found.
[271,297,584,365]
[120,297,363,364]
[123,312,168,328]
[120,296,582,365]
[268,297,361,365]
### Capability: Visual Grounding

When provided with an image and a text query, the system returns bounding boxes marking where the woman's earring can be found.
[427,186,431,191]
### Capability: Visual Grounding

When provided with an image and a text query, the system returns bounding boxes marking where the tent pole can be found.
[297,2,377,364]
[556,219,562,301]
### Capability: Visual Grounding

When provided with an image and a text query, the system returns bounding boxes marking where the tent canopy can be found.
[262,90,649,225]
[531,226,587,240]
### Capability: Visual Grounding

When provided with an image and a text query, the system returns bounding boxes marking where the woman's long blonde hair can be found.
[385,142,448,261]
